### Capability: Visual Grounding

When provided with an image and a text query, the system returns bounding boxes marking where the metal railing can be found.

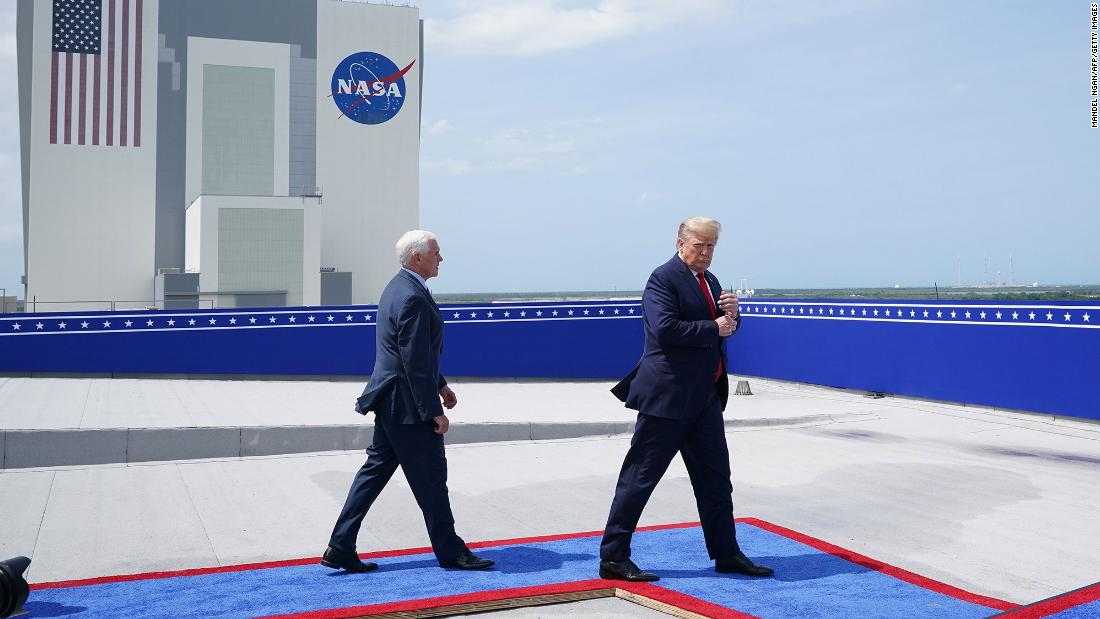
[21,298,216,313]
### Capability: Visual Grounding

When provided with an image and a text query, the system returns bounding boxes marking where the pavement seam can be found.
[27,469,57,578]
[77,379,93,429]
[174,462,222,567]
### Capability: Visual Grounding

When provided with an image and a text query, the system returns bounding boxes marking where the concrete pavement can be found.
[0,376,880,468]
[1,377,1097,609]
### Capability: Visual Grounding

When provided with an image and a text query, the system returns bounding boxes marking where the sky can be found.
[1,0,1097,298]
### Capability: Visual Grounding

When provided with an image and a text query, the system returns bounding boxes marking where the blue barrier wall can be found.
[1,298,1097,421]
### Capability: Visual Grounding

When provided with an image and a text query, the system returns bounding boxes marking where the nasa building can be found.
[17,0,423,310]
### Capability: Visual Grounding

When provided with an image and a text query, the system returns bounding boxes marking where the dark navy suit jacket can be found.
[611,254,739,418]
[355,270,448,425]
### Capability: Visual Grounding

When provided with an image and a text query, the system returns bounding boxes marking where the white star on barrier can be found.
[309,315,316,322]
[829,308,834,315]
[167,319,175,326]
[453,313,460,319]
[269,317,277,323]
[964,311,971,319]
[950,311,957,318]
[1064,313,1071,322]
[12,323,20,330]
[1029,312,1036,320]
[629,308,635,314]
[995,312,1002,319]
[59,322,67,329]
[326,315,334,322]
[487,312,494,318]
[124,320,133,327]
[504,311,511,317]
[365,314,373,321]
[569,310,575,315]
[188,319,196,326]
[1084,313,1091,322]
[781,307,786,314]
[910,310,916,317]
[210,318,218,325]
[36,322,44,330]
[599,309,605,315]
[862,309,867,316]
[229,318,236,325]
[147,320,155,326]
[979,312,986,320]
[520,311,527,317]
[1046,312,1053,321]
[471,312,478,318]
[249,317,257,324]
[81,321,90,328]
[884,309,890,317]
[553,310,559,316]
[1011,312,1018,320]
[288,316,296,323]
[613,309,619,314]
[873,309,879,316]
[103,321,111,328]
[583,310,590,315]
[923,310,929,318]
[537,311,543,316]
[346,315,353,321]
[936,310,943,318]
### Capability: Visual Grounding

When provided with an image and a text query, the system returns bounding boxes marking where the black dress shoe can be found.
[599,559,660,582]
[320,546,378,573]
[715,552,774,577]
[440,548,495,570]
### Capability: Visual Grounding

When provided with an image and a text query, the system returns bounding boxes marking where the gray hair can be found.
[678,216,721,240]
[395,230,437,266]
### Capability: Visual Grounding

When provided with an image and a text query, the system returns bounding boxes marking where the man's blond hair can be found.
[678,216,721,240]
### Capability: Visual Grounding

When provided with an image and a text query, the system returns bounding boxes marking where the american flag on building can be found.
[50,0,143,147]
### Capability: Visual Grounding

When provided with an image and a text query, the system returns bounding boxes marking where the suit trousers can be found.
[600,395,741,562]
[328,420,465,563]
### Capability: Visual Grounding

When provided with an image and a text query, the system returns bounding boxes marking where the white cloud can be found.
[428,119,453,135]
[425,0,722,56]
[487,129,574,154]
[423,158,476,175]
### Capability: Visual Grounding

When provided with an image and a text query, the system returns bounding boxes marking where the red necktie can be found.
[697,273,724,382]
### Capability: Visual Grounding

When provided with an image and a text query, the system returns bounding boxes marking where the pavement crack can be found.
[28,470,57,576]
[174,463,220,566]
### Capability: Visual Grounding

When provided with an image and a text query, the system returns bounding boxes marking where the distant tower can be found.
[1009,253,1015,287]
[983,251,990,286]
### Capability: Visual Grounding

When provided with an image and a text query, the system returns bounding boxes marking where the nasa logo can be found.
[330,51,416,125]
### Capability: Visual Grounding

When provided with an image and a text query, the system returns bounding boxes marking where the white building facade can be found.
[18,0,422,310]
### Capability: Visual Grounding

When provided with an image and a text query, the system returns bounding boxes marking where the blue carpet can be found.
[24,522,1016,618]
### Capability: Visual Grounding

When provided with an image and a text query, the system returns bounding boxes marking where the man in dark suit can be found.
[322,230,494,573]
[599,217,774,582]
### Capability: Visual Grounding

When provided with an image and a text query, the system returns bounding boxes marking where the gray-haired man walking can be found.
[322,230,494,573]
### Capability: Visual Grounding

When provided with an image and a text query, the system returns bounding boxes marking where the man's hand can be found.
[440,385,457,409]
[716,314,735,337]
[718,291,739,318]
[433,414,450,435]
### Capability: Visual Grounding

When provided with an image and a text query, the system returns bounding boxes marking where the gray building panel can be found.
[154,0,319,274]
[17,0,34,297]
[320,271,351,305]
[289,48,317,196]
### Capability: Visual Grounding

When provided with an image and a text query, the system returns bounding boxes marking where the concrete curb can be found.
[0,413,872,469]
